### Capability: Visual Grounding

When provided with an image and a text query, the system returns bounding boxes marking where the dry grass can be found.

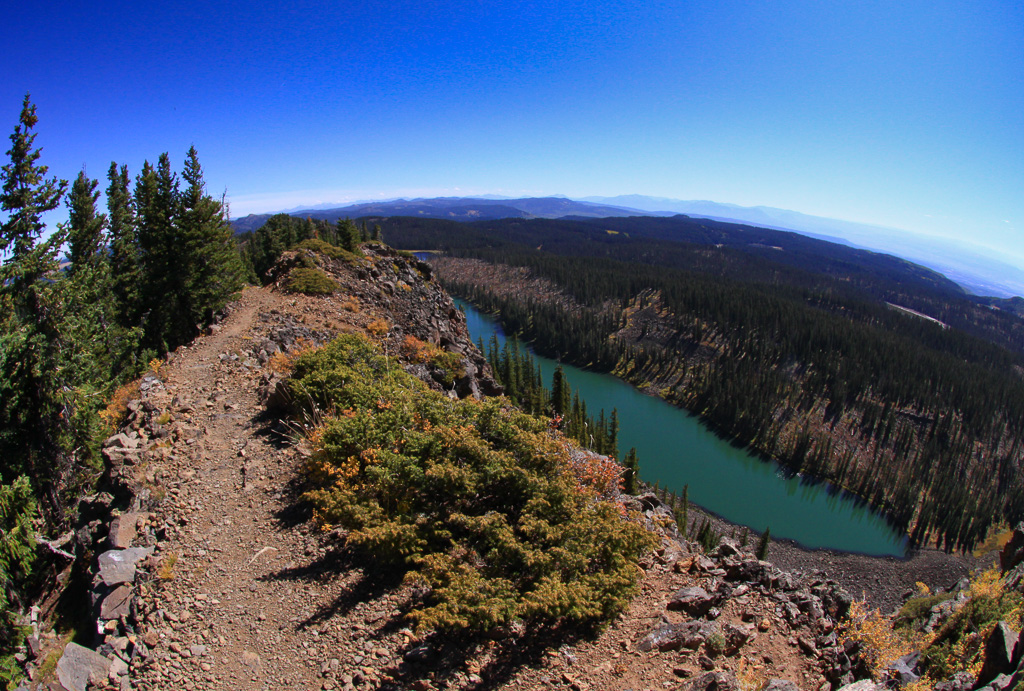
[156,553,179,580]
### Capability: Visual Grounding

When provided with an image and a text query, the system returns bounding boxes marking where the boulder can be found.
[679,671,739,691]
[99,585,132,620]
[56,643,112,691]
[979,621,1019,686]
[887,651,921,686]
[637,621,718,653]
[107,513,139,549]
[836,681,884,691]
[668,586,717,617]
[762,682,800,691]
[1000,523,1024,572]
[97,547,153,586]
[102,433,138,450]
[933,671,975,691]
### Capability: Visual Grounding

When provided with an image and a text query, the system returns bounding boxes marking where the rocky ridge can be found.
[7,244,1007,691]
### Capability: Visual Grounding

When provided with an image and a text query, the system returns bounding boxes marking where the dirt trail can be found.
[120,275,980,691]
[133,286,363,690]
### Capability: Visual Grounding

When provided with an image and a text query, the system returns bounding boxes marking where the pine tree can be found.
[0,95,82,522]
[0,95,66,265]
[757,526,771,561]
[66,170,107,276]
[622,447,640,494]
[63,168,140,394]
[136,154,181,351]
[608,408,619,459]
[680,484,689,537]
[176,146,243,338]
[551,365,570,417]
[106,162,141,325]
[337,218,361,253]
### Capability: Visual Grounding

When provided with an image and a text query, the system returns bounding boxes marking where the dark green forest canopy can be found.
[370,214,1024,553]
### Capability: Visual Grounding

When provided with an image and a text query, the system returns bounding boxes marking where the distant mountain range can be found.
[231,195,1024,298]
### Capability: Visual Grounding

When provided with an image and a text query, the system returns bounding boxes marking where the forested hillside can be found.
[373,215,1024,553]
[0,95,242,680]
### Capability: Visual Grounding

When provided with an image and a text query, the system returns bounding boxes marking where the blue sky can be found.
[3,1,1023,264]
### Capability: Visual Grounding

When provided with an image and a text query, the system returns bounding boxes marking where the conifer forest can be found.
[377,215,1024,554]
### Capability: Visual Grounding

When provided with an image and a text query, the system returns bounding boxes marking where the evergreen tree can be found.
[552,365,570,417]
[756,526,771,561]
[0,94,70,494]
[176,145,244,336]
[680,484,689,537]
[337,218,361,253]
[0,94,82,522]
[106,162,141,325]
[608,408,619,459]
[136,154,181,351]
[66,170,106,276]
[0,95,65,265]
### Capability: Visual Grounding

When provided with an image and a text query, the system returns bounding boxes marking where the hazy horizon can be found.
[4,1,1021,268]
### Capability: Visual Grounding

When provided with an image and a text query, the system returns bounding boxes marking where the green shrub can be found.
[402,335,465,386]
[919,568,1022,679]
[290,333,656,633]
[894,591,953,631]
[705,630,727,656]
[294,238,360,262]
[285,267,338,295]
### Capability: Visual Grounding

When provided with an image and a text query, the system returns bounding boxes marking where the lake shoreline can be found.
[682,499,992,614]
[456,296,909,556]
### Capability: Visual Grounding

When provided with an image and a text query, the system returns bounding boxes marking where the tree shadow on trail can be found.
[258,542,596,690]
[379,624,593,691]
[257,545,405,629]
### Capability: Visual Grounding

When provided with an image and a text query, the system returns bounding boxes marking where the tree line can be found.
[236,213,380,284]
[0,95,244,672]
[376,216,1024,552]
[478,333,641,492]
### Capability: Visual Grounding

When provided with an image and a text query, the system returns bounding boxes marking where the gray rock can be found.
[107,513,139,549]
[979,621,1019,686]
[108,655,129,678]
[835,681,884,691]
[1001,523,1024,572]
[763,681,800,691]
[980,673,1014,690]
[56,642,112,691]
[103,433,138,450]
[403,644,434,663]
[97,547,153,586]
[637,621,717,652]
[99,585,132,620]
[679,671,739,690]
[933,671,976,691]
[886,650,920,685]
[722,623,752,653]
[668,586,717,617]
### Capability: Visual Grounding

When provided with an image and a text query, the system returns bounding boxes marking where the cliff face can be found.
[265,242,502,399]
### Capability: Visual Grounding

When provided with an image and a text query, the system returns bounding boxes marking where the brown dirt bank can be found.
[683,502,995,615]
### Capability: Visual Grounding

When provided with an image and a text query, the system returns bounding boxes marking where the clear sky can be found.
[3,1,1022,264]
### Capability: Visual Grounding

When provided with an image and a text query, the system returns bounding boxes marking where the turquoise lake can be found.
[457,298,909,557]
